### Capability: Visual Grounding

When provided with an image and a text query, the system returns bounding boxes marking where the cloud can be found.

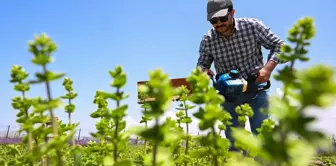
[274,88,336,136]
[304,102,336,136]
[124,115,139,130]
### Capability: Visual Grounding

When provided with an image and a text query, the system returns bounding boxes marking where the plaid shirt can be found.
[197,17,285,80]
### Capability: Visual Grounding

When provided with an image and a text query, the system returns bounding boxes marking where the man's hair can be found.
[227,5,233,12]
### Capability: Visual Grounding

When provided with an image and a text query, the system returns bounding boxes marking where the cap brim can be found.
[207,8,228,21]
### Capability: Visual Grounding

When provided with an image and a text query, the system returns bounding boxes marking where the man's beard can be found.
[215,21,234,36]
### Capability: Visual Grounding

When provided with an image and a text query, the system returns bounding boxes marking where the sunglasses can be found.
[209,14,230,24]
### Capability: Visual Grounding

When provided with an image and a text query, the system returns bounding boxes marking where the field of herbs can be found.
[1,16,336,166]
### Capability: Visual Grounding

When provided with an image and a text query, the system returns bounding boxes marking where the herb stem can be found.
[211,126,218,166]
[21,91,33,152]
[21,91,34,166]
[43,65,58,135]
[144,120,148,154]
[42,65,63,166]
[68,93,75,146]
[152,118,159,166]
[184,101,189,166]
[113,88,120,163]
[142,98,148,154]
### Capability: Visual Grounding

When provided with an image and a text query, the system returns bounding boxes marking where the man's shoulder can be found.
[236,17,262,23]
[202,28,217,39]
[235,17,266,29]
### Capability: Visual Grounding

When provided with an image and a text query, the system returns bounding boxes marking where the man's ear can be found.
[231,9,235,16]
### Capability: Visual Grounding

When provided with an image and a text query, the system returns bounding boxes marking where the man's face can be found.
[209,10,235,35]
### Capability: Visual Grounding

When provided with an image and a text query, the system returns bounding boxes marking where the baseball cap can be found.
[207,0,233,21]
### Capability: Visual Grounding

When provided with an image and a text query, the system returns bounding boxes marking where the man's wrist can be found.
[264,60,278,72]
[199,66,207,72]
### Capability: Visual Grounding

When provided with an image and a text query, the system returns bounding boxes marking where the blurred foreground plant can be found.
[187,68,232,166]
[226,16,336,166]
[135,69,184,166]
[174,85,196,165]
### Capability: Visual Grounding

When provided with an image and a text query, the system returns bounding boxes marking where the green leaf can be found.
[120,121,128,132]
[110,74,127,88]
[31,54,53,65]
[109,65,127,88]
[143,147,175,166]
[108,105,128,120]
[65,104,75,113]
[90,111,102,118]
[287,140,316,166]
[231,128,263,157]
[103,156,114,166]
[14,83,30,92]
[10,65,29,83]
[181,117,192,124]
[34,71,65,82]
[198,120,214,130]
[114,160,132,166]
[188,93,206,104]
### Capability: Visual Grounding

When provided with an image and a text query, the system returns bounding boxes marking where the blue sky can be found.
[1,0,335,137]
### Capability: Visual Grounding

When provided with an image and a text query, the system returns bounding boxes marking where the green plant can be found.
[8,34,78,166]
[9,65,34,165]
[174,85,196,165]
[61,77,78,146]
[88,66,132,165]
[138,90,153,155]
[187,67,233,166]
[135,70,184,166]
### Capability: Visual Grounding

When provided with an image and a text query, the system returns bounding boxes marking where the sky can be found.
[0,0,335,138]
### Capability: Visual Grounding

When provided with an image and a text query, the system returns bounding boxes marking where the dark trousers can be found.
[222,90,270,151]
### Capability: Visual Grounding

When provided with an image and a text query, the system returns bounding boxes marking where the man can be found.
[197,0,285,151]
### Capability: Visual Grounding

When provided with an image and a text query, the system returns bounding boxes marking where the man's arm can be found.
[197,36,214,76]
[254,19,286,65]
[253,19,286,82]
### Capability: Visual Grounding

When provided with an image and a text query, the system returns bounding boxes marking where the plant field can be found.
[1,143,336,166]
[2,16,336,166]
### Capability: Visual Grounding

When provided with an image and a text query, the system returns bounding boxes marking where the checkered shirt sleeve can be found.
[197,18,285,79]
